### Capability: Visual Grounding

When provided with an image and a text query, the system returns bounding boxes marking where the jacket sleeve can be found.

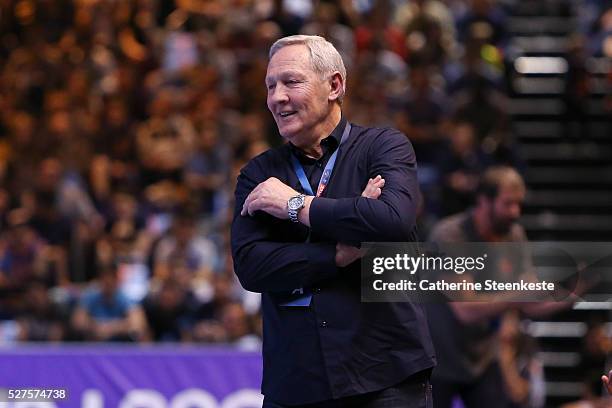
[309,129,419,243]
[231,158,338,293]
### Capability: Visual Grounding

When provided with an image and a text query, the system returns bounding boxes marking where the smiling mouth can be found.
[279,111,297,119]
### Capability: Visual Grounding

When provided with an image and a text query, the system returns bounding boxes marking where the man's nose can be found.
[269,84,289,104]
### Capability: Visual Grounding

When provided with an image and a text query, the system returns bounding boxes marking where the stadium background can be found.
[0,0,610,407]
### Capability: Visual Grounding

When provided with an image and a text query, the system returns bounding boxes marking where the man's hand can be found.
[336,243,367,267]
[335,176,385,267]
[603,370,612,395]
[241,177,299,219]
[361,175,385,199]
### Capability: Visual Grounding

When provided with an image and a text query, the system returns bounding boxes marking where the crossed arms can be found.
[231,130,418,293]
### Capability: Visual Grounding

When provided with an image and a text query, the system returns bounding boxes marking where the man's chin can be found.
[278,126,301,141]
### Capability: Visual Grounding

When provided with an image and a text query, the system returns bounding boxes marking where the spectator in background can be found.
[396,63,449,165]
[451,73,521,168]
[97,191,151,267]
[3,111,39,196]
[29,174,72,249]
[456,0,508,48]
[219,302,261,350]
[347,30,407,127]
[153,211,219,299]
[0,216,65,293]
[71,266,149,342]
[234,112,271,162]
[445,38,503,97]
[192,299,261,349]
[195,274,235,320]
[143,277,199,342]
[301,2,355,69]
[191,274,236,343]
[427,167,581,408]
[437,120,486,216]
[452,74,508,142]
[355,0,408,60]
[90,97,139,201]
[563,34,592,138]
[266,0,306,37]
[588,6,612,58]
[394,63,449,210]
[355,31,409,95]
[136,89,196,188]
[498,311,546,408]
[427,167,530,408]
[395,0,457,67]
[184,121,229,220]
[17,281,65,342]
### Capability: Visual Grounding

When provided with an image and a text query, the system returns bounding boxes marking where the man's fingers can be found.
[370,176,384,188]
[241,182,263,216]
[371,180,384,190]
[241,192,255,216]
[247,197,265,216]
[362,176,385,199]
[242,188,262,216]
[241,198,250,216]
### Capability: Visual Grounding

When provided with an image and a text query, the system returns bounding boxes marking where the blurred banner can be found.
[0,345,263,408]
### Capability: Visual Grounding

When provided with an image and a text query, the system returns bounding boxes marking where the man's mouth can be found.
[279,111,297,118]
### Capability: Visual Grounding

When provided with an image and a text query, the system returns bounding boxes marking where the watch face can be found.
[288,196,304,210]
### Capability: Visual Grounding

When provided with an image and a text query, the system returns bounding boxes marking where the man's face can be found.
[265,45,333,146]
[488,186,525,235]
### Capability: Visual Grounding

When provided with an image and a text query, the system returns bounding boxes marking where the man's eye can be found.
[267,84,275,90]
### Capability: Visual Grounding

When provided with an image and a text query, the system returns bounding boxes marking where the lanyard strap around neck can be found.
[290,123,351,197]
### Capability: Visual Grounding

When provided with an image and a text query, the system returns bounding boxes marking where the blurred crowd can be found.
[0,0,610,351]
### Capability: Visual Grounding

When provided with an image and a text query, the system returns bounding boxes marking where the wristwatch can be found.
[287,194,306,223]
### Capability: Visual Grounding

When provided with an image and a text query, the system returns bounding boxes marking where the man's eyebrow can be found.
[266,70,307,83]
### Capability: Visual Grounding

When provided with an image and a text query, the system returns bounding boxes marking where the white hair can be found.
[269,35,347,103]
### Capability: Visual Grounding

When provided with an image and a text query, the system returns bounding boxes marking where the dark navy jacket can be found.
[231,119,436,405]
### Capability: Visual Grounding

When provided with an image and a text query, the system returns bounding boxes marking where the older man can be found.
[231,35,435,407]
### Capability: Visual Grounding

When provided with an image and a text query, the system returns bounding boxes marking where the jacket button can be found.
[320,320,328,328]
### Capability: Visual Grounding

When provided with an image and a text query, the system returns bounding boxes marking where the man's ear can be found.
[328,72,344,102]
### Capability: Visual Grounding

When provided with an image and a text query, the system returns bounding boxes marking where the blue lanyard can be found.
[290,123,351,197]
[280,122,350,307]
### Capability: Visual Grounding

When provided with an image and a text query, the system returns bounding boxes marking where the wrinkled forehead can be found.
[266,45,316,80]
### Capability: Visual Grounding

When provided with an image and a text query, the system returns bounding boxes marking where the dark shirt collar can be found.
[327,115,347,146]
[290,116,347,162]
